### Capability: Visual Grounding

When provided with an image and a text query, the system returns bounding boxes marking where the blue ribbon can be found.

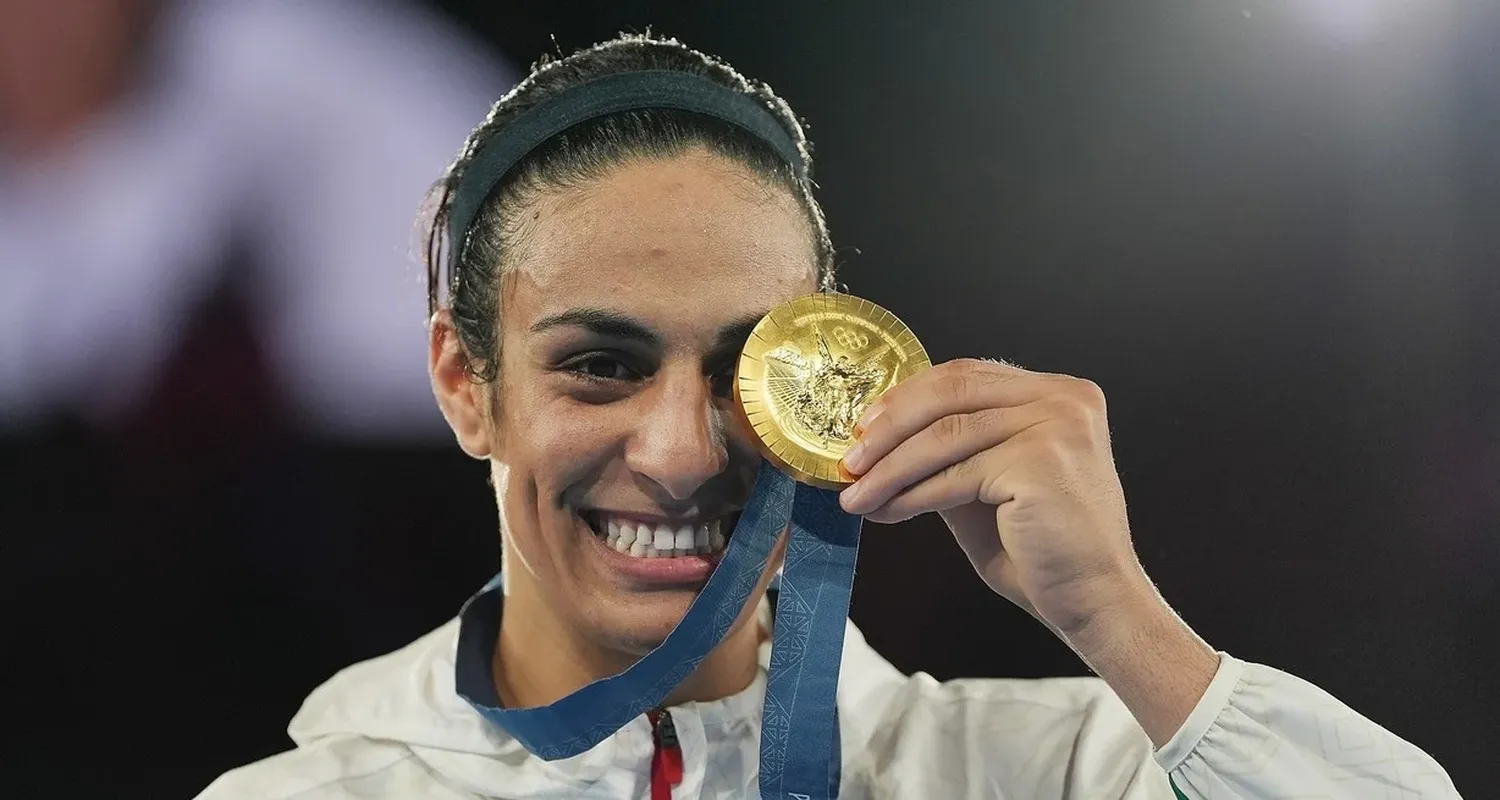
[759,480,860,799]
[458,459,861,799]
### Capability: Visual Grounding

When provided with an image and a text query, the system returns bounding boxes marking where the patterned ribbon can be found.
[458,459,861,799]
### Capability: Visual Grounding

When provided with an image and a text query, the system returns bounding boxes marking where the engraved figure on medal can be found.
[764,329,887,450]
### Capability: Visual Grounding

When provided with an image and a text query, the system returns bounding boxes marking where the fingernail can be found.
[840,481,863,511]
[842,440,867,474]
[856,403,884,436]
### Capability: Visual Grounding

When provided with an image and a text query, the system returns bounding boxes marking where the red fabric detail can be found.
[649,710,682,800]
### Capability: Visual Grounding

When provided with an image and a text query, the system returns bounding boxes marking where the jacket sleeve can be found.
[1154,654,1461,798]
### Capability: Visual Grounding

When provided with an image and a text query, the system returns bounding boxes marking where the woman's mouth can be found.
[581,511,734,559]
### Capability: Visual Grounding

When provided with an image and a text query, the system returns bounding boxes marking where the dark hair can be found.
[422,33,836,383]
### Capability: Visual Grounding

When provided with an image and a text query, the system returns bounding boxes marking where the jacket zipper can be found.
[648,708,683,800]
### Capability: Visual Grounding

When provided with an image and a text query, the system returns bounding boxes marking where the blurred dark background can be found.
[2,1,1495,797]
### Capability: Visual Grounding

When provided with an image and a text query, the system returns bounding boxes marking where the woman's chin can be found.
[586,593,698,655]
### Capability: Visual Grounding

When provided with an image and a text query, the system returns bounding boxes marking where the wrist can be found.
[1048,565,1160,650]
[1059,581,1220,748]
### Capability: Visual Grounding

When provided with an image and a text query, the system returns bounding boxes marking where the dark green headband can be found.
[447,70,807,287]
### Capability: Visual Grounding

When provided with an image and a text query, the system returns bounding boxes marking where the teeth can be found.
[594,513,732,559]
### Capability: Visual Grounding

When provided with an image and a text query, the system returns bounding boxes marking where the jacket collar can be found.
[286,574,905,795]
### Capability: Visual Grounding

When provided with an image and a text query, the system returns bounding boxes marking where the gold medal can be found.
[735,293,931,489]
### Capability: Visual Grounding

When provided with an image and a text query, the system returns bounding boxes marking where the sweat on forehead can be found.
[499,151,819,306]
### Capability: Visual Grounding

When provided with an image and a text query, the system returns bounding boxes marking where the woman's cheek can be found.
[533,401,630,470]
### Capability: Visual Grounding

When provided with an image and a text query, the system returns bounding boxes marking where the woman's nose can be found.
[625,375,729,501]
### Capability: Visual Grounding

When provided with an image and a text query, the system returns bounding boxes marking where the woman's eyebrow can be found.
[529,307,661,347]
[712,316,765,353]
[529,309,766,355]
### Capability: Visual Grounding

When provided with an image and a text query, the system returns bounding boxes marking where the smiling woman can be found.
[434,148,816,672]
[410,37,835,706]
[422,58,828,701]
[196,32,1460,800]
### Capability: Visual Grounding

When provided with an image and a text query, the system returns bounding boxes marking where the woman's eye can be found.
[568,354,637,381]
[710,367,735,397]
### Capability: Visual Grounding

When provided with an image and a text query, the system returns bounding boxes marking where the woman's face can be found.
[435,148,818,653]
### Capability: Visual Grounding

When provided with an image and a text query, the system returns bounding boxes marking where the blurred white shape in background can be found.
[1295,0,1387,43]
[1288,0,1453,46]
[0,0,513,439]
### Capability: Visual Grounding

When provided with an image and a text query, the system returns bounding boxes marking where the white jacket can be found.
[198,606,1460,799]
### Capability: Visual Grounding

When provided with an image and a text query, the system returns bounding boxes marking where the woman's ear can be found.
[429,310,494,460]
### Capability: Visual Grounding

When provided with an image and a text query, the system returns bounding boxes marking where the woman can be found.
[199,34,1458,799]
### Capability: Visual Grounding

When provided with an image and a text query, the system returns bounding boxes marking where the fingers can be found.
[840,401,1054,516]
[856,433,1030,523]
[839,356,1110,521]
[842,359,1060,480]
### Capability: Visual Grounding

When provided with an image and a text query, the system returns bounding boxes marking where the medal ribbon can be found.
[458,459,859,800]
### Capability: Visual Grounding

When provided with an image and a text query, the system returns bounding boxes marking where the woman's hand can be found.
[839,358,1223,745]
[838,358,1146,637]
